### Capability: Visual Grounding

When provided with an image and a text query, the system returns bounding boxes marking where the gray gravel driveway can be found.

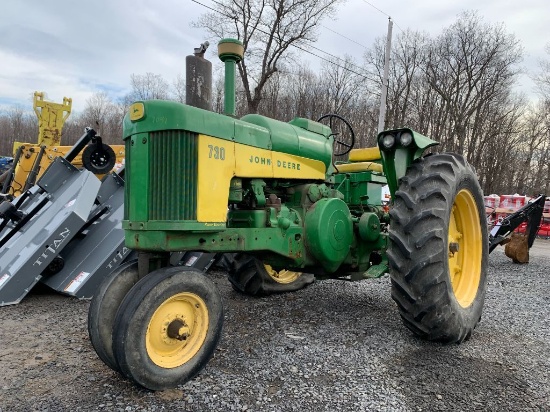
[0,241,549,411]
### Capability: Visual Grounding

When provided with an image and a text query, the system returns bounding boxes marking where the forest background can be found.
[1,5,549,196]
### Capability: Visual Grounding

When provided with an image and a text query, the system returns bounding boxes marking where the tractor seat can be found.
[335,146,383,173]
[348,147,381,162]
[336,162,383,173]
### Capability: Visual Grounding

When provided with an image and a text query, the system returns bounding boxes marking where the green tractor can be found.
[88,39,488,390]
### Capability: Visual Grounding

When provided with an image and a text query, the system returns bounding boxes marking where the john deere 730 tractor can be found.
[88,39,488,390]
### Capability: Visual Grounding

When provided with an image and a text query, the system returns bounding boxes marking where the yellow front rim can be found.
[264,264,301,284]
[146,292,209,369]
[448,189,482,308]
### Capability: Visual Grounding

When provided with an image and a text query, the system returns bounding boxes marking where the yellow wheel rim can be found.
[264,264,301,284]
[146,292,209,369]
[448,189,482,308]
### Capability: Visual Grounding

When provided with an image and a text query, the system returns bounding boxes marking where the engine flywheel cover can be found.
[305,198,353,272]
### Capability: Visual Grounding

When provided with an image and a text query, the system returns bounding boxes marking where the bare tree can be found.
[319,56,364,114]
[278,62,321,119]
[81,92,113,133]
[123,72,170,106]
[172,74,186,103]
[77,92,125,144]
[534,43,550,100]
[424,11,523,159]
[525,101,550,195]
[361,12,528,193]
[194,0,343,113]
[364,28,430,131]
[0,106,37,155]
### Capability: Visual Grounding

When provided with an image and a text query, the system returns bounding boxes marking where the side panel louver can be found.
[148,130,198,221]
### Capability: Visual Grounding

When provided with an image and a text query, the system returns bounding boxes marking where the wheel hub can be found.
[166,318,190,341]
[449,242,459,254]
[146,292,209,368]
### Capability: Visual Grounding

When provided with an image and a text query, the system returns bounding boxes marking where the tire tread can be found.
[388,153,488,344]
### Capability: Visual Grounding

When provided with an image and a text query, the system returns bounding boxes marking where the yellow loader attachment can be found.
[33,91,72,147]
[3,92,124,197]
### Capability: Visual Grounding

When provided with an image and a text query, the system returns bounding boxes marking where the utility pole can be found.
[377,17,393,133]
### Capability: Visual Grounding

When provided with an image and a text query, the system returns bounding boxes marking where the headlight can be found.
[381,134,396,149]
[399,131,413,147]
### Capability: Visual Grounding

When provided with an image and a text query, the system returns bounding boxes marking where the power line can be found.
[304,43,378,82]
[191,0,422,119]
[320,24,369,49]
[292,43,379,83]
[358,0,404,33]
[359,0,390,18]
[191,0,219,14]
[393,20,404,33]
[190,0,381,84]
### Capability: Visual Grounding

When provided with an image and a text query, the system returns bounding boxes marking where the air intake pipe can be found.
[218,38,244,117]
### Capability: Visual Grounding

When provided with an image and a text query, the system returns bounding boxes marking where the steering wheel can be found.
[317,113,356,156]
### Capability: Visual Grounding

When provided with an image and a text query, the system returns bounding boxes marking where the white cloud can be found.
[0,0,548,112]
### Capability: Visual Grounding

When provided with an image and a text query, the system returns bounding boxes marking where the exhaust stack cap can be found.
[218,38,244,62]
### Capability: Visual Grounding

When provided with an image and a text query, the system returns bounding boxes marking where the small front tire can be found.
[82,143,116,174]
[112,267,223,390]
[88,260,140,372]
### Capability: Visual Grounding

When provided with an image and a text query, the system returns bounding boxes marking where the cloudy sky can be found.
[0,0,548,113]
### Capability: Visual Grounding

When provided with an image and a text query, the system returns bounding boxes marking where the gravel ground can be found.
[1,240,549,412]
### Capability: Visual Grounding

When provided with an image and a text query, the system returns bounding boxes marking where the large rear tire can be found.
[88,260,139,372]
[388,153,488,343]
[226,253,314,296]
[112,267,223,390]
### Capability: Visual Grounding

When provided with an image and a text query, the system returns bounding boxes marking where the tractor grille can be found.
[148,130,198,221]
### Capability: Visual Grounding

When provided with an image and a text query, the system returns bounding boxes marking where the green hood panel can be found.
[123,100,334,169]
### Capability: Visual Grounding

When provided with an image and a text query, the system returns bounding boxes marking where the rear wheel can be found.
[88,260,139,372]
[227,253,314,296]
[388,153,488,343]
[112,267,223,390]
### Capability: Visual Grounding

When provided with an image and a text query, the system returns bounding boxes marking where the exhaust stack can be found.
[218,38,244,117]
[186,42,212,110]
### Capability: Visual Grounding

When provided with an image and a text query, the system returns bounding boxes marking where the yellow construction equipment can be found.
[3,92,124,197]
[34,91,72,146]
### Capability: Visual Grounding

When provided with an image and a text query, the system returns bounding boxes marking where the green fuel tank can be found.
[241,114,333,170]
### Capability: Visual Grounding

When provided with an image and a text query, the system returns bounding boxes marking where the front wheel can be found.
[112,267,223,390]
[388,153,488,343]
[88,260,139,372]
